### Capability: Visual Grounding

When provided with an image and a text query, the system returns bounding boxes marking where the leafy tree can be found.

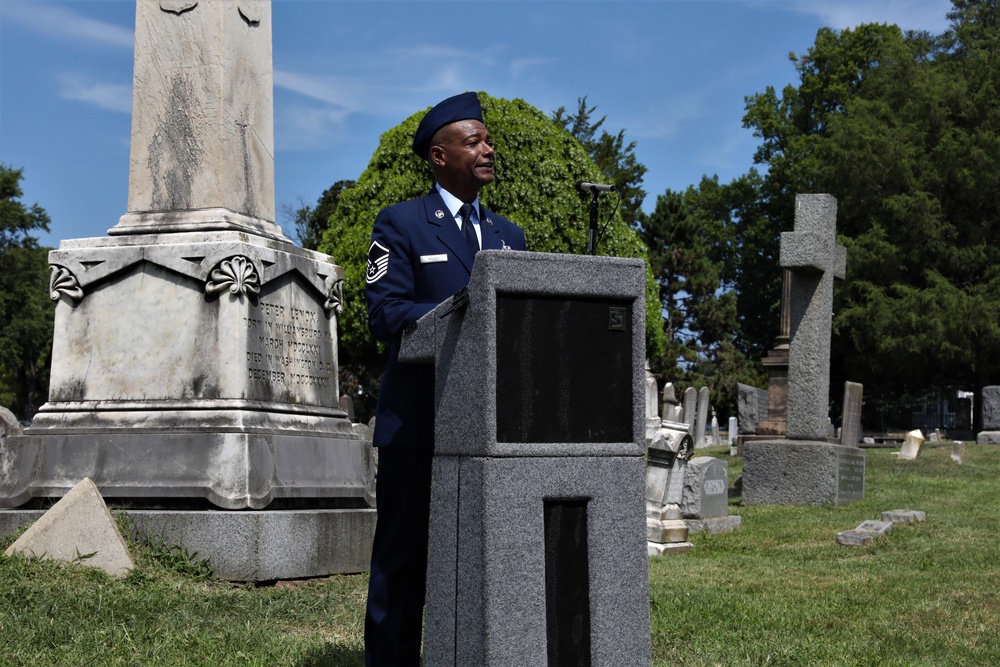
[551,97,648,227]
[284,180,356,251]
[0,165,55,420]
[639,182,764,416]
[319,94,666,415]
[736,0,1000,430]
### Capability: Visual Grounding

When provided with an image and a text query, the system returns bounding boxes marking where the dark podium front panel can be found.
[495,294,633,443]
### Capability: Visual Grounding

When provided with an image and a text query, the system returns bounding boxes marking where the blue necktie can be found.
[460,203,479,256]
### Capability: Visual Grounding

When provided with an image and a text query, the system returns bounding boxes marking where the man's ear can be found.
[428,144,446,168]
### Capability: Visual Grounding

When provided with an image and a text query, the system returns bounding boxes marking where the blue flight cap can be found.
[412,92,484,159]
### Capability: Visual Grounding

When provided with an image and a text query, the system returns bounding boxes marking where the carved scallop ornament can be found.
[205,255,261,296]
[49,265,84,303]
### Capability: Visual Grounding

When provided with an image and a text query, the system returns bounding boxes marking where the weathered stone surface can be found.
[736,383,768,434]
[4,478,133,578]
[881,509,926,524]
[836,529,875,546]
[114,0,283,239]
[648,541,693,556]
[742,440,865,506]
[694,387,710,448]
[951,441,965,463]
[981,386,1000,430]
[681,456,729,519]
[855,519,893,536]
[899,429,924,460]
[1,232,375,511]
[841,381,863,446]
[781,194,846,440]
[685,515,742,535]
[0,407,23,439]
[3,506,376,581]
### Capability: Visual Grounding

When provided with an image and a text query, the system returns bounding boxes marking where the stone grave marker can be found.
[743,195,865,506]
[0,0,375,580]
[646,420,695,555]
[693,387,710,448]
[841,381,863,446]
[682,387,697,433]
[899,429,924,460]
[661,383,682,422]
[736,382,768,434]
[977,385,1000,444]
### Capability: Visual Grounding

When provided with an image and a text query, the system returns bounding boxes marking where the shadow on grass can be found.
[297,644,365,667]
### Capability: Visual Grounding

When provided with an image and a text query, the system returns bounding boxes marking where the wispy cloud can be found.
[58,73,132,113]
[747,0,952,33]
[0,1,134,49]
[509,57,559,82]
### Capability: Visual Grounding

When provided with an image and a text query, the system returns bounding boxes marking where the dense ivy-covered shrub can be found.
[319,93,665,365]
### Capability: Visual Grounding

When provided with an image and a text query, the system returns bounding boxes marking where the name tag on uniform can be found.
[420,254,448,264]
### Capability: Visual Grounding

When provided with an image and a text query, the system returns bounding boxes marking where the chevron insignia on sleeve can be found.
[366,239,390,284]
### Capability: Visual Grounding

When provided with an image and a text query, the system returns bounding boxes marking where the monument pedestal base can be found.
[742,440,865,506]
[1,409,375,510]
[0,507,375,581]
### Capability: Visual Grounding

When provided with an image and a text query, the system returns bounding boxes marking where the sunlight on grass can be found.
[1,444,998,665]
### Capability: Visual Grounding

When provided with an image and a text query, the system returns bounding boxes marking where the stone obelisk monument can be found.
[0,0,375,579]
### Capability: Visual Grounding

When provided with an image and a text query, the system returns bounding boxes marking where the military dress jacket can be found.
[365,189,527,450]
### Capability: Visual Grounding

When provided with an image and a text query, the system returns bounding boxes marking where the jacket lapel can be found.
[424,192,476,273]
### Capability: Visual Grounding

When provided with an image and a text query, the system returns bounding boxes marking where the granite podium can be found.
[400,251,651,666]
[0,0,375,580]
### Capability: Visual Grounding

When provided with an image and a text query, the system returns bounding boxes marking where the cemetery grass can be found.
[0,446,996,666]
[650,444,1000,667]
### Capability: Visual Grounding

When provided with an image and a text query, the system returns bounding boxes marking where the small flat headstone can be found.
[836,529,876,546]
[4,478,134,578]
[950,441,965,464]
[855,519,893,536]
[881,509,926,524]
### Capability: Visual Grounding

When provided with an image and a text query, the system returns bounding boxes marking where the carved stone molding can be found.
[49,265,84,303]
[325,277,344,314]
[206,255,261,297]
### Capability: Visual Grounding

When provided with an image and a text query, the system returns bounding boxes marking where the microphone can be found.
[576,181,617,193]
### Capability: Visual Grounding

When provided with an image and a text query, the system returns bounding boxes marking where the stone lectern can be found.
[400,251,652,666]
[0,0,375,580]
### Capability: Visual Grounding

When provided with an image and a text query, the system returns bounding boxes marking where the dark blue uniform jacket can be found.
[366,189,527,450]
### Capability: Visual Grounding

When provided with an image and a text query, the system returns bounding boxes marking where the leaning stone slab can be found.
[881,509,926,524]
[4,478,133,578]
[898,429,924,460]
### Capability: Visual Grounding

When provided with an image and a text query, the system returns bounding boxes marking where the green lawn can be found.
[2,444,998,666]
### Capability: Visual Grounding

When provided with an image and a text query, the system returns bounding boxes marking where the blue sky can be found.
[1,0,953,248]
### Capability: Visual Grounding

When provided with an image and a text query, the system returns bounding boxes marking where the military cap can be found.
[411,91,484,159]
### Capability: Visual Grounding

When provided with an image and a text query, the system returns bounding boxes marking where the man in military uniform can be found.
[364,92,527,666]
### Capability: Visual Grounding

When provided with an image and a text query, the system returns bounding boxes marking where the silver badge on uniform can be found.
[435,209,446,219]
[366,239,390,284]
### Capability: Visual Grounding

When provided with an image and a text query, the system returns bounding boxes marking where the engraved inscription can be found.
[243,296,335,397]
[836,452,866,503]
